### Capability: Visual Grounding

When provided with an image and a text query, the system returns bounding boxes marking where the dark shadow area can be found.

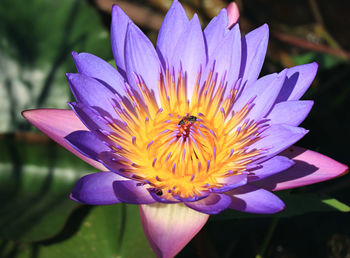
[0,138,56,239]
[116,204,127,252]
[253,160,318,191]
[38,205,92,245]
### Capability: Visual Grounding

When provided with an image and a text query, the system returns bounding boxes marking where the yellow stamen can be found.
[106,69,265,201]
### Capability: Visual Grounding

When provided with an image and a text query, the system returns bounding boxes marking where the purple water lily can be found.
[23,1,348,257]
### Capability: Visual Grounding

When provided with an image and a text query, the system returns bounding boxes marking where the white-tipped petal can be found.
[22,109,106,171]
[139,203,209,258]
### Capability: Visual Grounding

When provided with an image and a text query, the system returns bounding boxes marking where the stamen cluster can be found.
[104,67,267,201]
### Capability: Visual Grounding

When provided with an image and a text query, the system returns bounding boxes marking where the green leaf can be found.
[291,51,344,69]
[0,136,96,242]
[3,205,155,258]
[108,59,118,69]
[36,205,154,258]
[322,198,350,212]
[0,0,112,132]
[0,136,155,258]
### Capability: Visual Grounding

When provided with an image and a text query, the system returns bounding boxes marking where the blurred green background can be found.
[0,0,349,257]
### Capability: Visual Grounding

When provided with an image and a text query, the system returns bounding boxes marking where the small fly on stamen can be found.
[156,189,163,196]
[178,115,197,125]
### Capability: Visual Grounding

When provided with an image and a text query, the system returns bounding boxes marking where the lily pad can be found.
[0,0,112,132]
[0,135,96,242]
[2,205,154,258]
[35,205,154,258]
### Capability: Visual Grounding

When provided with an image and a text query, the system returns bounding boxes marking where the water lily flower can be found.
[22,1,348,257]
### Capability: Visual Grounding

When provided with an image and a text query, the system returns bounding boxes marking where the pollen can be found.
[106,67,267,201]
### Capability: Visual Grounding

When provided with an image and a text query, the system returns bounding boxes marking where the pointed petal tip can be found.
[170,0,181,8]
[69,193,84,204]
[296,61,319,76]
[71,172,123,205]
[331,161,348,178]
[257,23,269,40]
[65,72,73,80]
[262,23,269,30]
[192,13,199,21]
[255,146,349,191]
[251,23,269,35]
[21,109,32,119]
[229,185,285,214]
[125,21,149,43]
[261,199,286,214]
[338,165,349,177]
[276,203,286,214]
[226,2,240,27]
[22,109,62,124]
[308,61,319,76]
[22,108,107,171]
[310,61,319,69]
[308,99,315,106]
[111,4,122,13]
[140,203,209,258]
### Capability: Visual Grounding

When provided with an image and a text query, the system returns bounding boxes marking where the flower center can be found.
[105,68,266,201]
[177,115,197,141]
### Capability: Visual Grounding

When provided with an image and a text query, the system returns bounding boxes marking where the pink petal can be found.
[22,109,106,171]
[254,146,348,191]
[226,2,240,28]
[139,203,209,258]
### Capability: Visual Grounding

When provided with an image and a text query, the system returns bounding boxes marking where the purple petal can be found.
[171,14,207,97]
[228,184,285,214]
[248,156,295,182]
[172,192,209,203]
[207,23,241,90]
[234,72,277,113]
[226,24,242,88]
[204,8,228,58]
[98,151,133,177]
[254,146,349,191]
[66,73,118,116]
[22,109,106,171]
[267,100,314,126]
[276,62,318,103]
[250,124,308,161]
[110,5,131,76]
[113,180,156,204]
[140,203,209,257]
[125,22,162,102]
[185,194,232,214]
[72,51,126,93]
[71,172,126,205]
[65,130,110,162]
[69,102,112,133]
[156,0,189,66]
[239,24,269,86]
[246,69,287,121]
[213,173,247,192]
